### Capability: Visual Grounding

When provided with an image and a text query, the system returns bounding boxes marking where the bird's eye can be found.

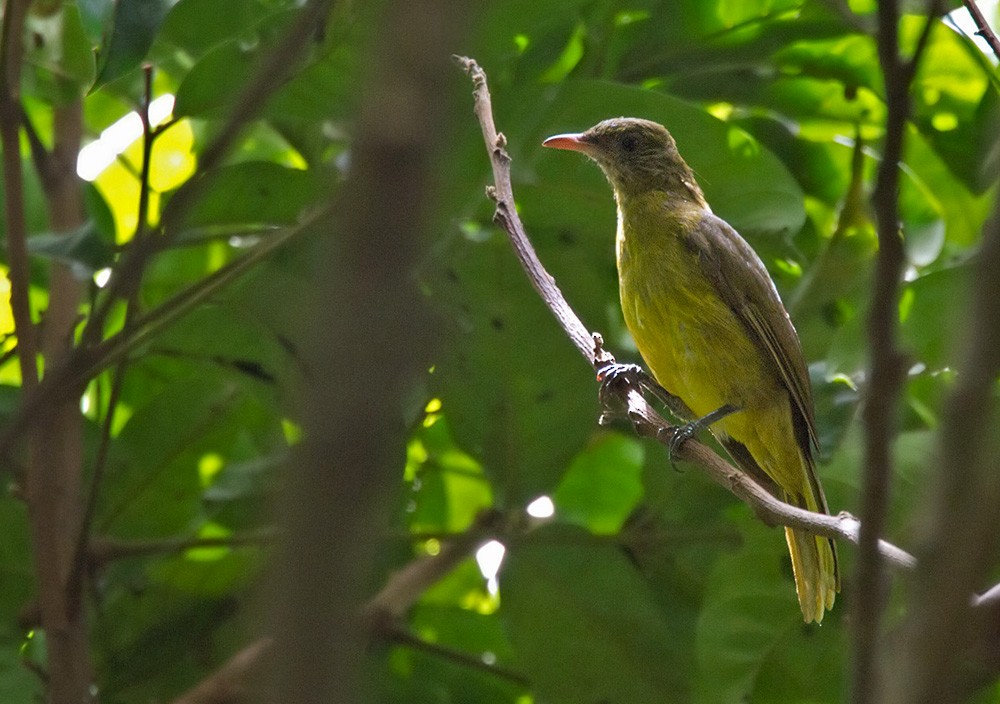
[619,134,637,153]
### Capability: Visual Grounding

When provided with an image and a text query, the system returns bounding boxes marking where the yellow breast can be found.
[615,193,779,424]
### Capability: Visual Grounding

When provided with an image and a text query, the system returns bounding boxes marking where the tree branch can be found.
[271,4,464,703]
[87,528,278,566]
[851,0,928,699]
[884,176,1000,703]
[453,56,608,368]
[363,510,503,629]
[68,65,158,609]
[170,637,273,704]
[611,384,916,569]
[963,0,1000,61]
[0,0,40,392]
[453,56,916,571]
[384,625,530,687]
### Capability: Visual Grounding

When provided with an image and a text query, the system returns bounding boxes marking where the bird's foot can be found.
[663,403,739,471]
[597,362,678,406]
[596,362,647,424]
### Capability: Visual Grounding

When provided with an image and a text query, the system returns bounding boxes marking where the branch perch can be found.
[455,56,601,365]
[964,0,1000,61]
[453,55,915,570]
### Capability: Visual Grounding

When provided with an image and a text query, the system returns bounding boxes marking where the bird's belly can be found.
[620,270,777,426]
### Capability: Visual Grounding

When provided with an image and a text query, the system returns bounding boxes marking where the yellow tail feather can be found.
[784,496,839,623]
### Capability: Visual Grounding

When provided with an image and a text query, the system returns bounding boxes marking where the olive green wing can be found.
[685,212,820,456]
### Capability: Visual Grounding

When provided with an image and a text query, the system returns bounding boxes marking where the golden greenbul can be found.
[544,118,839,623]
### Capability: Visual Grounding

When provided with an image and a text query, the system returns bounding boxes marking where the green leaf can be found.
[99,369,283,539]
[94,0,177,89]
[553,432,645,533]
[159,0,272,57]
[502,523,691,704]
[171,39,257,118]
[27,220,115,277]
[693,520,804,704]
[907,15,999,194]
[900,264,973,370]
[427,232,597,502]
[77,0,115,45]
[164,162,325,233]
[408,415,493,533]
[61,3,98,88]
[173,10,356,122]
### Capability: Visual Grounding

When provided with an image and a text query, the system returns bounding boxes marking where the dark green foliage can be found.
[3,0,998,702]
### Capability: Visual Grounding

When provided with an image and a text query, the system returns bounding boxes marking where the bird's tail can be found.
[784,490,839,623]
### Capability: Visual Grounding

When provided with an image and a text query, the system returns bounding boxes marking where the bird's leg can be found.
[662,403,740,466]
[597,362,736,471]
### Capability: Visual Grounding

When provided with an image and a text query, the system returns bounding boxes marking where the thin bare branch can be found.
[0,0,40,392]
[853,3,948,701]
[964,0,1000,61]
[615,385,916,569]
[88,529,278,565]
[851,0,917,698]
[363,511,502,629]
[68,65,158,605]
[170,638,273,704]
[385,626,530,687]
[453,55,608,369]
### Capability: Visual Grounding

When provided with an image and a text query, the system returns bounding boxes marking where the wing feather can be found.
[686,213,820,454]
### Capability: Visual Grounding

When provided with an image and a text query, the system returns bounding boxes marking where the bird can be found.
[543,117,839,623]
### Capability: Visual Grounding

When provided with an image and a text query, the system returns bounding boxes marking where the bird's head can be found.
[543,117,703,203]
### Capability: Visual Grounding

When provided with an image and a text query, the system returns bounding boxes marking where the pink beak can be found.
[542,132,595,155]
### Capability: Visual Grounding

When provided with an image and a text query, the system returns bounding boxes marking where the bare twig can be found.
[453,55,916,571]
[453,56,607,368]
[363,511,502,628]
[853,4,944,701]
[134,65,156,242]
[0,0,40,392]
[88,529,278,565]
[964,0,1000,61]
[385,626,530,687]
[170,637,273,704]
[68,66,158,606]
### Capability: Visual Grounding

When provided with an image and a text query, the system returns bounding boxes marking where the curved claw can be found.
[664,403,740,469]
[669,423,699,457]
